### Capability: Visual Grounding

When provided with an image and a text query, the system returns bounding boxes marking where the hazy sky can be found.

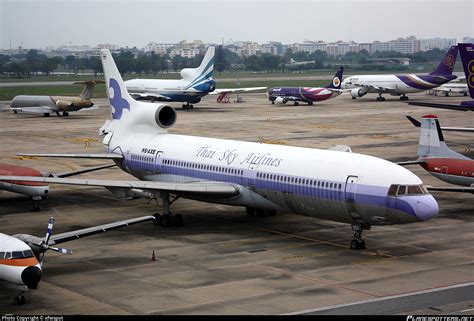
[1,0,473,49]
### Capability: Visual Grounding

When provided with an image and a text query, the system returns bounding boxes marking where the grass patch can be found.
[0,79,332,101]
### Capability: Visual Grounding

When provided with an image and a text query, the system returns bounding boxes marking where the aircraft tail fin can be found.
[417,115,469,160]
[100,50,135,121]
[459,43,474,99]
[429,45,458,76]
[181,46,215,89]
[76,80,105,100]
[100,49,175,134]
[325,66,344,89]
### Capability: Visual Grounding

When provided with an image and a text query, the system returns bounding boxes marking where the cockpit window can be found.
[388,184,428,196]
[11,251,23,259]
[23,250,34,258]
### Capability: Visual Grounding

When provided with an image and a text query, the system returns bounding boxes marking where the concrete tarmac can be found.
[0,92,473,315]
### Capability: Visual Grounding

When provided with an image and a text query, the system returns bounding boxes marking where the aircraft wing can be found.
[352,83,395,92]
[426,186,474,193]
[129,92,172,101]
[10,106,55,114]
[54,163,117,178]
[396,160,426,166]
[0,176,239,198]
[210,87,268,95]
[48,215,156,245]
[406,115,474,132]
[17,153,124,159]
[408,102,474,112]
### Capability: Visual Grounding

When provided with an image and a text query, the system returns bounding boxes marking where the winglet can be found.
[406,115,421,127]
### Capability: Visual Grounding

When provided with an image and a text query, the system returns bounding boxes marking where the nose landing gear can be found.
[350,224,368,250]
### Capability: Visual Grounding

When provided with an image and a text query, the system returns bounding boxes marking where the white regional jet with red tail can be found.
[0,49,439,251]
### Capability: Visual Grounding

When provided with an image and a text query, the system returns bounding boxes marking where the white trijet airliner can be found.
[1,215,156,305]
[125,46,266,110]
[342,46,458,101]
[2,49,439,251]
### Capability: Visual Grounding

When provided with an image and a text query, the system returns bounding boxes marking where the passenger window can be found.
[5,252,11,259]
[0,252,4,259]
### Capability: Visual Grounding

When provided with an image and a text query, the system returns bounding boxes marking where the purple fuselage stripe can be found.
[124,155,418,218]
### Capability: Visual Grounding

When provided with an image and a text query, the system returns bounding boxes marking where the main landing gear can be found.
[13,291,26,305]
[246,207,276,217]
[350,224,368,250]
[307,101,314,106]
[152,191,184,227]
[376,93,386,101]
[399,94,409,101]
[182,103,194,110]
[293,102,299,106]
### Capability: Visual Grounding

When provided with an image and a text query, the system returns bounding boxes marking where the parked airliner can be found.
[9,80,104,117]
[125,46,265,110]
[267,67,344,105]
[0,162,115,211]
[1,215,155,305]
[399,115,474,192]
[342,46,458,101]
[1,49,439,251]
[409,43,474,111]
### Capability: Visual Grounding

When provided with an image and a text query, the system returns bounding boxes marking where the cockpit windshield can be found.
[0,249,35,259]
[388,184,428,196]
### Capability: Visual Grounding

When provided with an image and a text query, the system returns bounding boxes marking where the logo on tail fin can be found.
[109,78,130,120]
[468,60,474,89]
[332,77,341,88]
[443,54,455,68]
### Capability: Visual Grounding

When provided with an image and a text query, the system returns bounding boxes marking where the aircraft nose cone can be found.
[415,195,439,221]
[21,266,42,289]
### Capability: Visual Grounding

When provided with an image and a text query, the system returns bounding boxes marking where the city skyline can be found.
[1,0,472,50]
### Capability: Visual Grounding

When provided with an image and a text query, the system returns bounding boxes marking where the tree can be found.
[215,45,228,74]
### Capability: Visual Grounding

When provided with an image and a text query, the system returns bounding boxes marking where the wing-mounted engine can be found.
[274,97,289,104]
[351,88,367,98]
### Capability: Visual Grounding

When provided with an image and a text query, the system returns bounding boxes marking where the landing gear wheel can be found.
[13,110,18,114]
[153,213,163,226]
[352,97,356,99]
[308,101,313,105]
[161,214,173,227]
[43,113,50,117]
[350,239,366,250]
[32,203,41,212]
[399,95,409,101]
[293,102,299,106]
[246,207,256,216]
[173,213,184,227]
[271,101,275,104]
[63,111,69,116]
[350,224,368,250]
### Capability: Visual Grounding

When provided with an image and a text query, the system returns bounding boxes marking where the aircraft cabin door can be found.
[345,175,358,202]
[248,162,259,188]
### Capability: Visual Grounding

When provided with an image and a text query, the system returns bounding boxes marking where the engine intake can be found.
[154,105,176,128]
[351,88,367,98]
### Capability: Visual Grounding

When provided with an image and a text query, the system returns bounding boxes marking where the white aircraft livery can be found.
[125,46,266,110]
[342,46,458,101]
[4,49,439,250]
